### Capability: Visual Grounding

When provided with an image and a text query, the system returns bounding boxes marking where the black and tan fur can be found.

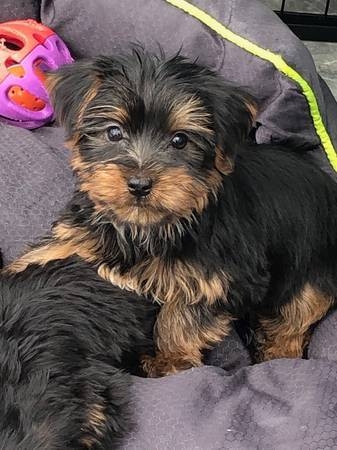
[0,256,157,448]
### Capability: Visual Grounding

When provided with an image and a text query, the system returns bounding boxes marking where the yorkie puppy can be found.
[7,50,337,377]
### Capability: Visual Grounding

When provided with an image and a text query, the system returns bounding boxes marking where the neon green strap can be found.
[165,0,337,171]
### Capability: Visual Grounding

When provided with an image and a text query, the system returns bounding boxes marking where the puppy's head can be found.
[48,50,255,227]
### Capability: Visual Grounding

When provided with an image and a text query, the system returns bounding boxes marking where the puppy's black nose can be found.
[128,176,153,197]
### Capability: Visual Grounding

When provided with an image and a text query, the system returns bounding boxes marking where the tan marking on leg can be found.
[258,284,334,361]
[143,300,232,377]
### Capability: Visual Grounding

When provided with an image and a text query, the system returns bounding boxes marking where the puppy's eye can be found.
[171,133,188,149]
[107,125,123,142]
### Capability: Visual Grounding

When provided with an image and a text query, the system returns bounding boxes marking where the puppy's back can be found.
[230,144,337,243]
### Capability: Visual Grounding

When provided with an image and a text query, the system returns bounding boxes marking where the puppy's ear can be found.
[46,59,102,136]
[212,87,257,175]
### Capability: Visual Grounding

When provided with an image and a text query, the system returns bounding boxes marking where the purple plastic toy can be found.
[0,19,73,129]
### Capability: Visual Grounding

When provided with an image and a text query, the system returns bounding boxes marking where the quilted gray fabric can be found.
[123,310,337,449]
[1,1,337,448]
[0,124,74,264]
[128,359,337,449]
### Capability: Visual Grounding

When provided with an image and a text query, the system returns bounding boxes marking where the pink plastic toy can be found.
[0,19,73,129]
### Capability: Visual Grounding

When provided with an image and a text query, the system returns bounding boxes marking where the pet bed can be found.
[1,1,337,448]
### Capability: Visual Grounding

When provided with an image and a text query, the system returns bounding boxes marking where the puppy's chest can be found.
[98,257,229,305]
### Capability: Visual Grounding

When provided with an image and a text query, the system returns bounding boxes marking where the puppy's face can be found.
[48,52,255,227]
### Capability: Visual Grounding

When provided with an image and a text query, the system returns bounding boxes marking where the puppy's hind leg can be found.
[256,284,334,362]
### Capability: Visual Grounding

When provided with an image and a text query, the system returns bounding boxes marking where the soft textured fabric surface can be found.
[0,0,39,22]
[1,1,337,448]
[0,123,73,263]
[123,309,337,449]
[127,346,337,449]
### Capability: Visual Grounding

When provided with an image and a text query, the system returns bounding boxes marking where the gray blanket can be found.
[1,1,337,448]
